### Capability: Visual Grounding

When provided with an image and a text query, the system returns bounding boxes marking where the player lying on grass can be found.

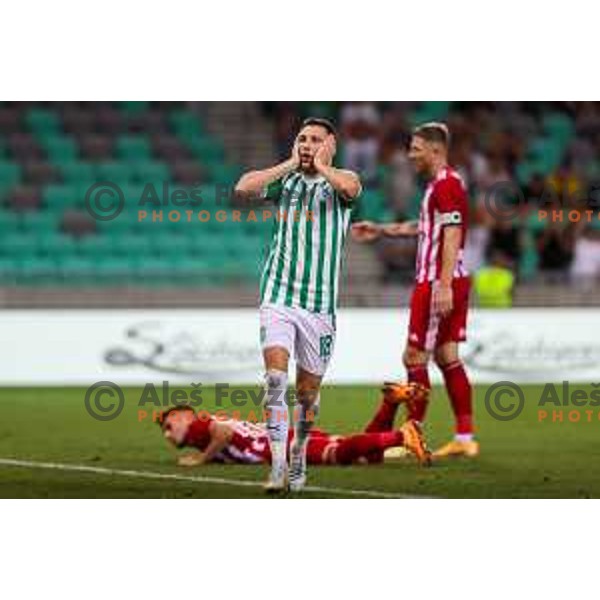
[158,382,430,477]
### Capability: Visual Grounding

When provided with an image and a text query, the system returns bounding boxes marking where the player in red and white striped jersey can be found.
[158,383,430,476]
[352,123,478,459]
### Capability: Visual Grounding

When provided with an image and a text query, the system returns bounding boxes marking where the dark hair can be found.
[157,405,195,428]
[301,117,338,139]
[413,122,450,147]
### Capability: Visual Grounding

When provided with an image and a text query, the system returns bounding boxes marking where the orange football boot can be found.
[433,439,480,459]
[398,420,432,466]
[382,381,429,415]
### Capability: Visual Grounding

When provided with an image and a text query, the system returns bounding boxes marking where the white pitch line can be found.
[0,458,432,499]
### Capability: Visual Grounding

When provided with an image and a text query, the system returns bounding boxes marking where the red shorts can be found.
[407,277,470,352]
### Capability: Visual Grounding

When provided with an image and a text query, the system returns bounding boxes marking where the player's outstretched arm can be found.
[234,142,299,200]
[314,136,361,200]
[351,221,383,243]
[381,221,419,237]
[352,220,418,243]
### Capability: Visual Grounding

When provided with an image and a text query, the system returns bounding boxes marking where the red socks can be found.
[406,364,431,423]
[440,361,473,435]
[364,399,400,433]
[335,431,404,464]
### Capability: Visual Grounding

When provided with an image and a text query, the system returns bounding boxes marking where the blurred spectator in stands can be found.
[272,102,300,160]
[547,158,584,210]
[386,149,416,219]
[340,102,381,186]
[449,133,475,189]
[473,147,512,206]
[374,235,417,284]
[464,205,490,273]
[574,102,600,139]
[523,173,548,205]
[536,220,575,282]
[474,251,515,308]
[379,104,410,164]
[486,216,523,268]
[61,209,96,238]
[570,224,600,291]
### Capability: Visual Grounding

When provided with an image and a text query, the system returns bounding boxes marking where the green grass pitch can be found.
[0,385,599,498]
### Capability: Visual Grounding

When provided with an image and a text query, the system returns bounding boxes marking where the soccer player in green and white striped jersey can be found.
[235,117,361,492]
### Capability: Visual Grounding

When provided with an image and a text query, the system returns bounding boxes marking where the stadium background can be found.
[1,100,599,308]
[1,101,599,498]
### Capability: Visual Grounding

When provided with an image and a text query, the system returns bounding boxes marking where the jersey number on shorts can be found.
[319,334,333,359]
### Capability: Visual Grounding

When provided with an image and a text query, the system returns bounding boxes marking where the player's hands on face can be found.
[290,139,301,169]
[351,221,381,243]
[314,135,335,171]
[432,283,453,317]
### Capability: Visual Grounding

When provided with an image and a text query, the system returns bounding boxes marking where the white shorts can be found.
[259,304,336,377]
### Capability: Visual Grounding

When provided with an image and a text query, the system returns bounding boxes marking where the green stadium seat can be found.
[76,234,115,258]
[134,256,178,284]
[299,101,337,121]
[40,136,79,162]
[60,161,96,184]
[111,234,153,256]
[519,234,539,280]
[94,256,136,282]
[542,112,575,145]
[97,210,140,235]
[94,161,136,184]
[523,209,548,233]
[154,234,191,257]
[516,162,537,185]
[207,163,241,186]
[188,233,227,258]
[590,216,600,230]
[56,256,97,284]
[0,210,19,231]
[119,101,150,113]
[38,233,77,258]
[43,184,81,209]
[185,137,225,163]
[358,189,393,221]
[26,109,61,135]
[526,137,563,174]
[168,110,205,136]
[170,257,214,284]
[115,136,152,161]
[18,211,60,233]
[16,257,58,285]
[0,257,18,281]
[0,233,38,258]
[132,160,170,183]
[0,162,21,188]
